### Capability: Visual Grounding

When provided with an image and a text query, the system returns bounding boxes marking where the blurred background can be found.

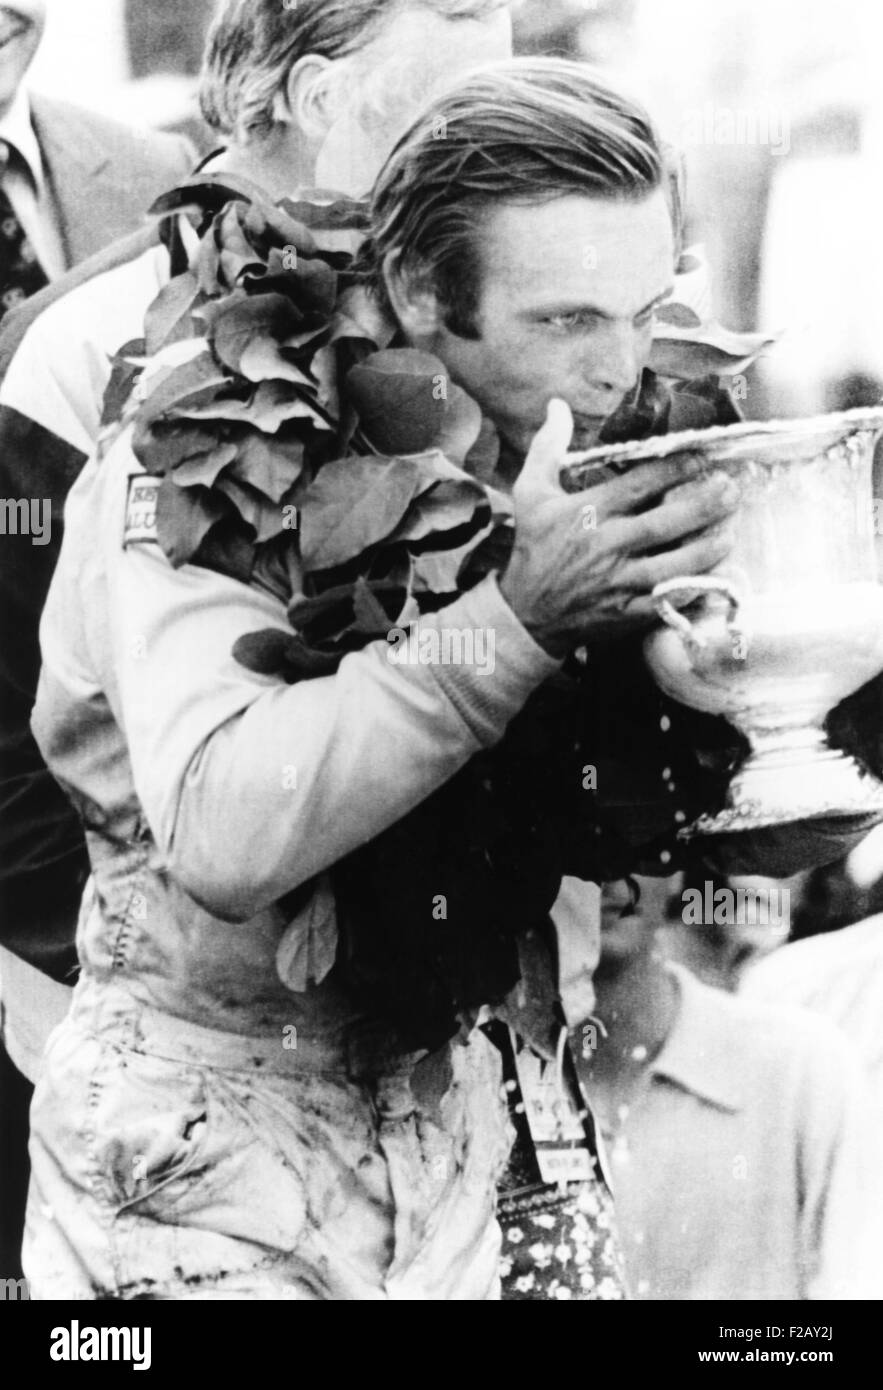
[28,0,883,419]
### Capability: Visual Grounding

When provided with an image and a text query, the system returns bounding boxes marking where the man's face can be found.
[419,189,675,457]
[315,5,513,195]
[0,3,44,114]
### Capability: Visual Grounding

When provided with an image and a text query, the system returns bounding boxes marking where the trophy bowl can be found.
[561,407,883,835]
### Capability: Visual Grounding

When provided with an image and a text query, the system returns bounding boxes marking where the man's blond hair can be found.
[200,0,507,144]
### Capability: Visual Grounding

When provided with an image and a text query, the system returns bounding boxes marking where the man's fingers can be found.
[624,476,739,553]
[519,398,574,495]
[594,453,712,516]
[626,523,735,592]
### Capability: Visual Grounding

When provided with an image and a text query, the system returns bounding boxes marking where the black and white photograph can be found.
[0,0,881,1350]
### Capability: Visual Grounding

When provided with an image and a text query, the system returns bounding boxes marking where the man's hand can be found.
[499,398,739,657]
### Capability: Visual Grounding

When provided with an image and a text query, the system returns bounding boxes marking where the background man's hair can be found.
[356,58,677,339]
[200,0,507,143]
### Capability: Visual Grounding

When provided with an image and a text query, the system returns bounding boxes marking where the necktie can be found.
[0,140,48,320]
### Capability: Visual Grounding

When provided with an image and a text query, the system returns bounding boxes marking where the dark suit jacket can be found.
[0,98,194,980]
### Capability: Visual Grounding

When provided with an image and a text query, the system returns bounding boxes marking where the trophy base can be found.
[682,736,883,837]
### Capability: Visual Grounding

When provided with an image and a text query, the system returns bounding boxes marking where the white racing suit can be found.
[25,426,563,1299]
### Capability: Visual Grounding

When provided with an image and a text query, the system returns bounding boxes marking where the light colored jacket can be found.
[33,424,559,1038]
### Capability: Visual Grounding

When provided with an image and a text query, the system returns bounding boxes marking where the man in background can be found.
[0,1,192,303]
[743,910,883,1137]
[0,0,513,1285]
[579,875,882,1298]
[0,0,193,1284]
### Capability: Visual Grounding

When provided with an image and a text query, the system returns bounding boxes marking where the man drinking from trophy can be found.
[23,59,879,1301]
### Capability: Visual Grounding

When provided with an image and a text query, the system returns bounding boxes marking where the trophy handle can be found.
[651,576,746,661]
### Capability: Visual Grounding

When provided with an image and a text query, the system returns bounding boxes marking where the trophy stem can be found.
[684,724,883,836]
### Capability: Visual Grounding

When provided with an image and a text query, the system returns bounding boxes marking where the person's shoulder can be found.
[672,962,850,1066]
[744,916,883,994]
[0,242,168,452]
[2,241,165,379]
[30,94,194,177]
[27,241,164,332]
[0,229,162,378]
[741,919,883,1053]
[669,966,867,1143]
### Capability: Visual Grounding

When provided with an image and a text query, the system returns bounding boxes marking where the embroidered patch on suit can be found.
[123,475,160,546]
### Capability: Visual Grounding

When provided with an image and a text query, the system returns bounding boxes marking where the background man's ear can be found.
[383,250,444,339]
[274,54,336,138]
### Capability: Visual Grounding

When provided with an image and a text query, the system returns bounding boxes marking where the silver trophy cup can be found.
[562,407,883,835]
